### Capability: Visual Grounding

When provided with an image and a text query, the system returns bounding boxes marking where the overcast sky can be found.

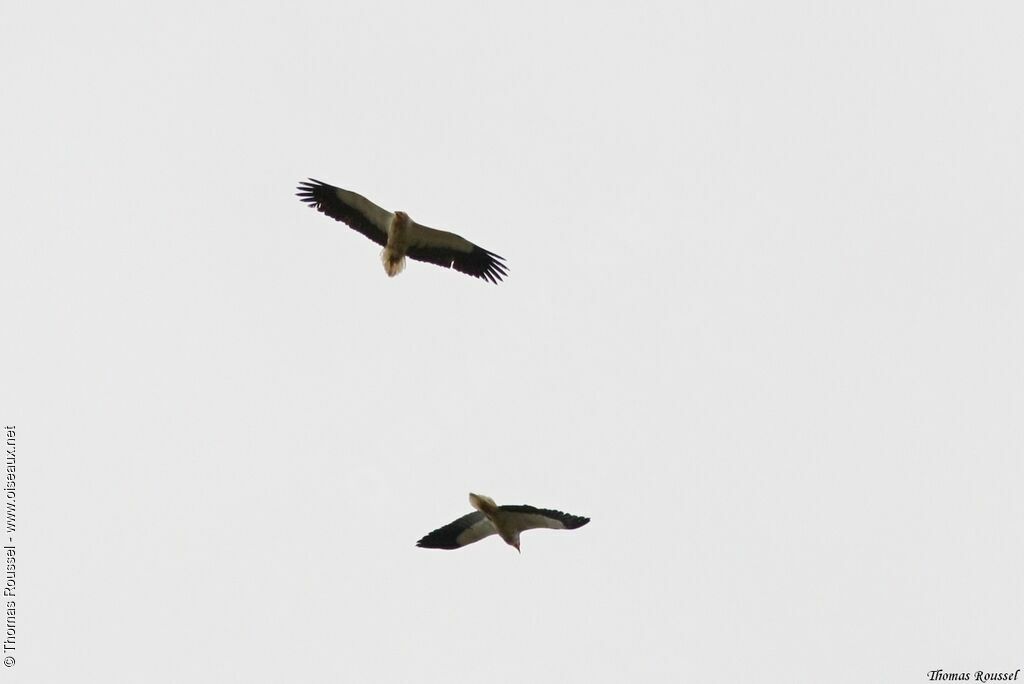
[3,2,1022,682]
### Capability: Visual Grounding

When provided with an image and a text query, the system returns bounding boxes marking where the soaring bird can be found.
[417,493,590,552]
[296,179,508,283]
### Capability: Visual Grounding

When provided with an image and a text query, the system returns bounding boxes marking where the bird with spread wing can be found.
[296,179,508,283]
[417,493,589,552]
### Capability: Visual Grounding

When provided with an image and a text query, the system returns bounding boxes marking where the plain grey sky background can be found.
[2,2,1022,682]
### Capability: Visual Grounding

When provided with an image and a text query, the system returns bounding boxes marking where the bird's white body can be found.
[469,492,517,547]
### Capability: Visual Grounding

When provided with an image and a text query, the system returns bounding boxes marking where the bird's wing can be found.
[499,505,590,533]
[405,223,508,284]
[416,511,498,550]
[296,179,391,247]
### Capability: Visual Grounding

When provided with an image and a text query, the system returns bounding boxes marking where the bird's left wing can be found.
[296,179,392,247]
[416,511,497,550]
[405,223,509,284]
[499,505,590,533]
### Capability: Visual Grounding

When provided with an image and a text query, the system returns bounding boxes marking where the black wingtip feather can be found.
[461,246,509,284]
[562,515,590,530]
[295,179,325,206]
[415,531,461,550]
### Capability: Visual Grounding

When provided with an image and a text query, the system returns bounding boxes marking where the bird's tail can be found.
[469,493,498,515]
[380,248,406,277]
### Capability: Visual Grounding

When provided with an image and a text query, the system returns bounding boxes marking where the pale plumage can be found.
[417,493,590,552]
[296,179,508,283]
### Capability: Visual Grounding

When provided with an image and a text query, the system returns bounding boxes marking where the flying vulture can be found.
[296,179,508,283]
[417,493,590,552]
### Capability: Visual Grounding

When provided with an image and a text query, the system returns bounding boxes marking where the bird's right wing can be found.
[416,511,498,550]
[404,223,509,284]
[296,179,392,247]
[499,505,590,533]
